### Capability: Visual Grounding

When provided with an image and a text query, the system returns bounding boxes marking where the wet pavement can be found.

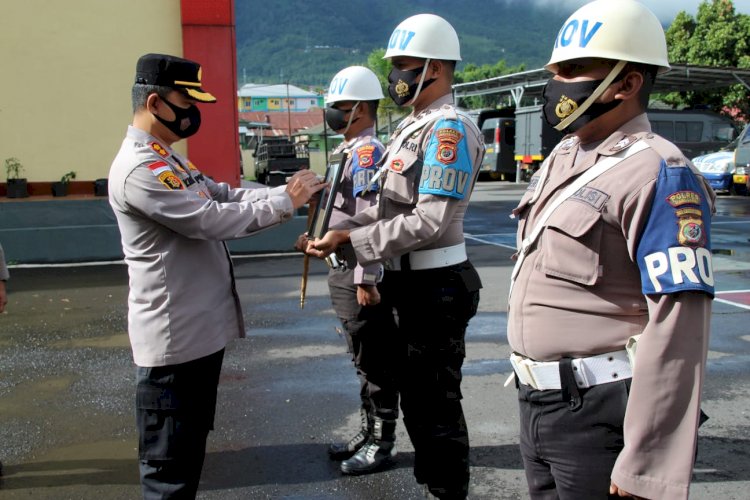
[1,182,749,499]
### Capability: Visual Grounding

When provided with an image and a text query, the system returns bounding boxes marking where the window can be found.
[674,121,702,142]
[651,120,673,140]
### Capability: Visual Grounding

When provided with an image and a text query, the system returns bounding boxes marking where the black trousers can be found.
[136,348,224,500]
[328,267,400,420]
[517,378,631,500]
[381,262,481,500]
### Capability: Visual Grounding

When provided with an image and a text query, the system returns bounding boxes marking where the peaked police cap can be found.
[135,53,217,103]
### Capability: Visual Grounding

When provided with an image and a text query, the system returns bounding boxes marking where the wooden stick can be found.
[300,205,314,309]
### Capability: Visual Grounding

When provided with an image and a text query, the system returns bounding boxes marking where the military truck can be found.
[253,136,310,186]
[477,109,517,181]
[513,105,564,182]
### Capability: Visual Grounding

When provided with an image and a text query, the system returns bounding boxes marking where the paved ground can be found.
[0,182,749,499]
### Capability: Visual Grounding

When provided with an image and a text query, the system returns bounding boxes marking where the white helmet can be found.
[545,0,670,74]
[383,14,461,61]
[325,66,384,105]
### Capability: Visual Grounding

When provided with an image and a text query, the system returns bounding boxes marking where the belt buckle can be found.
[510,354,539,389]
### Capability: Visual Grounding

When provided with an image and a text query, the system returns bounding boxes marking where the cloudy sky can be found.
[525,0,750,22]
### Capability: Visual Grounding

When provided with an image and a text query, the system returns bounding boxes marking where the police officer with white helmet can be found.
[298,66,401,475]
[507,1,714,498]
[307,14,484,499]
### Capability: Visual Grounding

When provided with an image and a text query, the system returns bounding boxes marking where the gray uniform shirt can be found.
[328,127,382,284]
[337,94,484,265]
[509,113,714,499]
[109,126,294,367]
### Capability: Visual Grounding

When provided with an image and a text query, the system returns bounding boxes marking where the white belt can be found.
[510,350,632,391]
[388,242,467,271]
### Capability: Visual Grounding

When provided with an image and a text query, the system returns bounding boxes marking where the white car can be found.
[692,150,735,193]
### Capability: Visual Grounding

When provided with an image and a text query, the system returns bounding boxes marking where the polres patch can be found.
[353,142,382,196]
[435,128,463,165]
[356,145,376,168]
[667,190,701,207]
[390,158,405,172]
[419,118,473,200]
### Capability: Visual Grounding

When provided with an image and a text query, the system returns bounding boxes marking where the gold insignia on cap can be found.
[395,79,410,98]
[555,95,578,119]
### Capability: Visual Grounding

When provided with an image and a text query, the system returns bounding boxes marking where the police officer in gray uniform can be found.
[307,15,484,500]
[313,66,401,475]
[109,53,324,499]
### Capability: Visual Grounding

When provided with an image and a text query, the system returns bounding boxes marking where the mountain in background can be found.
[235,0,571,88]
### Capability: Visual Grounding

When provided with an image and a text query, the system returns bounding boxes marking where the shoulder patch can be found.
[148,161,184,190]
[355,145,377,168]
[419,118,474,200]
[352,143,382,196]
[636,159,713,296]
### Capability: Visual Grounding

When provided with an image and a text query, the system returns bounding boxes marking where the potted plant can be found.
[52,171,76,197]
[4,157,28,198]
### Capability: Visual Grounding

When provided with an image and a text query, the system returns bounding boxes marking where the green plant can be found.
[60,171,77,184]
[4,157,24,180]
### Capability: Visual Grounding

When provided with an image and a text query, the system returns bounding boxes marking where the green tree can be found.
[663,0,750,120]
[454,60,525,110]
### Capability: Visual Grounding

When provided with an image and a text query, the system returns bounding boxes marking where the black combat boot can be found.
[328,408,370,460]
[340,416,396,475]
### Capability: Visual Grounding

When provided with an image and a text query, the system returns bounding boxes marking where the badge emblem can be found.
[158,171,185,190]
[435,128,463,165]
[395,79,410,98]
[678,217,705,247]
[555,94,578,119]
[390,159,404,172]
[356,145,376,168]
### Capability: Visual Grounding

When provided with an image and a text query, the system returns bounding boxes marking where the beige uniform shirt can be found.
[338,94,484,265]
[109,126,294,367]
[509,113,714,499]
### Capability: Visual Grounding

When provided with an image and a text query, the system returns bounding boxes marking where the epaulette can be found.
[641,133,689,168]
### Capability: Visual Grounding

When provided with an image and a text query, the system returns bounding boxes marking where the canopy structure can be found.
[452,64,750,107]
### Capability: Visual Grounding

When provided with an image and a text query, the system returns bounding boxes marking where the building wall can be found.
[0,0,185,183]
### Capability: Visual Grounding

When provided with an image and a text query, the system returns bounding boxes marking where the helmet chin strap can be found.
[340,101,360,135]
[555,60,628,131]
[406,58,432,107]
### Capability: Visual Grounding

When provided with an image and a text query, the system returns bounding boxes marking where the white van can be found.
[732,123,750,195]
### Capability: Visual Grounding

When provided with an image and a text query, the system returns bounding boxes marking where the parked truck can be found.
[253,136,310,186]
[476,109,517,181]
[513,105,564,182]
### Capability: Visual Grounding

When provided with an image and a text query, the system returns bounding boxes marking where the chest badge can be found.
[390,158,404,172]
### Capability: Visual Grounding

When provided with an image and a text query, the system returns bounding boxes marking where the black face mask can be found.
[325,102,359,133]
[387,65,435,107]
[154,96,202,138]
[542,78,621,133]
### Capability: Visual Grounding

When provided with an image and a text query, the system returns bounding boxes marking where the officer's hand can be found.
[609,482,646,499]
[356,284,380,306]
[305,229,350,258]
[294,233,310,253]
[286,170,326,209]
[0,281,7,313]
